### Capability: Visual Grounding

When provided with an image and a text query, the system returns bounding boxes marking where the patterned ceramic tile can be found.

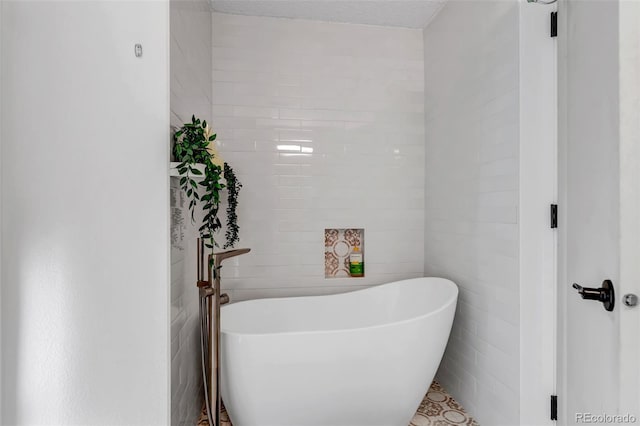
[410,381,479,426]
[196,381,479,426]
[197,403,231,426]
[324,228,364,278]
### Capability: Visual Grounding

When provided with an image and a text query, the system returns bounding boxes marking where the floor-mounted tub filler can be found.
[219,277,458,426]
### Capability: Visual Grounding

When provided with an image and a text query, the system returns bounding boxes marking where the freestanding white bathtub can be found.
[220,277,458,426]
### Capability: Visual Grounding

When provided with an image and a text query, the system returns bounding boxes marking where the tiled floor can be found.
[197,381,478,426]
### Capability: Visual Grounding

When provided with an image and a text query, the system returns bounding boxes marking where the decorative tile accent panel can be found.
[324,228,364,278]
[197,381,479,426]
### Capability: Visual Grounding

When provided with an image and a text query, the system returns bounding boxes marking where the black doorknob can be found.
[572,280,615,312]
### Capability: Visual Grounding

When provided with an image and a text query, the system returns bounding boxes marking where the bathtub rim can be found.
[220,276,458,338]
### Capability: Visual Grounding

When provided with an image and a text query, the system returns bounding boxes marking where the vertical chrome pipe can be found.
[203,248,250,426]
[197,238,214,426]
[197,238,202,281]
[199,296,213,426]
[199,239,205,282]
[211,254,222,426]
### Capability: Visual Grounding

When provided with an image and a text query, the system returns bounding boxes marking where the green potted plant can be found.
[173,116,242,261]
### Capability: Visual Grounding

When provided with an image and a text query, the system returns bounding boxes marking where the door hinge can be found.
[551,11,558,37]
[550,204,558,228]
[551,395,558,420]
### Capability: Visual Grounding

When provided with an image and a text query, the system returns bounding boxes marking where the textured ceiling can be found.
[211,0,448,29]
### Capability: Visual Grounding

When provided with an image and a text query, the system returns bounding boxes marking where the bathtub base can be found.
[219,278,458,426]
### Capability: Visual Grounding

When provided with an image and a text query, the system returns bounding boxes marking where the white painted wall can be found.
[0,0,4,420]
[558,0,621,420]
[555,1,640,421]
[423,1,521,424]
[0,2,171,424]
[211,13,425,300]
[557,0,632,424]
[519,2,557,424]
[618,0,640,417]
[169,0,212,424]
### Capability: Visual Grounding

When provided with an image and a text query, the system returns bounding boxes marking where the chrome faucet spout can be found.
[197,240,251,426]
[204,246,250,426]
[213,248,251,266]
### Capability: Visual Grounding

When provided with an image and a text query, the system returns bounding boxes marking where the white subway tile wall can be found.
[211,13,425,300]
[170,1,212,424]
[423,2,520,425]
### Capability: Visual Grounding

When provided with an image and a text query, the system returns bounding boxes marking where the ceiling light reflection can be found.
[278,145,314,154]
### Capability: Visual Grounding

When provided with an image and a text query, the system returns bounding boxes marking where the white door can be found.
[558,0,640,424]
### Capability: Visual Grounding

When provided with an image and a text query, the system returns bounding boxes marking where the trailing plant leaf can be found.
[223,162,242,249]
[173,116,243,263]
